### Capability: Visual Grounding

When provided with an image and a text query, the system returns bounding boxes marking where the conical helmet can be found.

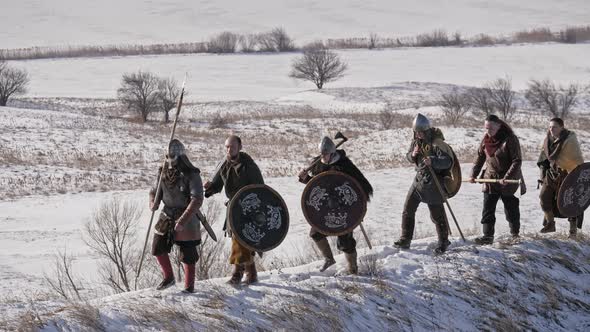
[412,113,430,132]
[319,136,336,154]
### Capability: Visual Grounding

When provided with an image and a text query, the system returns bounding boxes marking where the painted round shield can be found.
[558,162,590,217]
[228,184,289,252]
[445,148,462,198]
[301,171,368,236]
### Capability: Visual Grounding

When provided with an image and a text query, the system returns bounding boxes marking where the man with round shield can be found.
[537,117,585,238]
[393,113,455,254]
[204,135,264,285]
[298,136,373,274]
[149,139,203,293]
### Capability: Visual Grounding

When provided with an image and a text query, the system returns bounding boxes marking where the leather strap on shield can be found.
[301,171,367,236]
[558,162,590,217]
[228,184,289,252]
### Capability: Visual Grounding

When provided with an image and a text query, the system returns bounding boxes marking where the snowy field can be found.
[2,1,590,330]
[8,43,590,101]
[2,0,590,48]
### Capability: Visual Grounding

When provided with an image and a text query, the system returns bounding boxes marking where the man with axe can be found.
[394,113,457,254]
[468,115,526,245]
[149,139,204,293]
[298,133,373,274]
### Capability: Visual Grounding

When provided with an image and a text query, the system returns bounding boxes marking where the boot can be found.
[568,220,578,239]
[474,223,494,245]
[227,264,245,285]
[345,250,358,275]
[155,254,175,290]
[244,262,258,284]
[315,238,336,272]
[434,222,450,254]
[540,212,556,233]
[182,263,195,293]
[393,238,411,249]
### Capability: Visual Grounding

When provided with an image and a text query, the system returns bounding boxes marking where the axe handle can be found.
[463,179,521,184]
[359,223,372,250]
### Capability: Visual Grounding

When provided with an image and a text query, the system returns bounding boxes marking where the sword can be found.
[197,210,217,242]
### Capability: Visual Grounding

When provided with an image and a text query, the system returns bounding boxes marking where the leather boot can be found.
[155,254,175,290]
[244,262,258,284]
[315,238,336,272]
[182,263,195,293]
[568,220,578,239]
[345,250,358,274]
[393,237,411,249]
[434,222,451,254]
[227,264,245,285]
[474,223,494,245]
[540,212,556,233]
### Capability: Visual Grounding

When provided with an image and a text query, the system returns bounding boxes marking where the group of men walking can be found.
[146,113,585,292]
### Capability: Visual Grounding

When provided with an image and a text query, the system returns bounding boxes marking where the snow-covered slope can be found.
[3,235,589,331]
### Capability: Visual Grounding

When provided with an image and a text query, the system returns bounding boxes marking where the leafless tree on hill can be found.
[0,61,30,106]
[289,42,348,89]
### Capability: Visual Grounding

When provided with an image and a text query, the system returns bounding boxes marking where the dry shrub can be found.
[359,253,383,277]
[471,34,496,46]
[559,25,590,43]
[207,31,240,54]
[514,28,556,43]
[129,302,197,332]
[209,112,230,129]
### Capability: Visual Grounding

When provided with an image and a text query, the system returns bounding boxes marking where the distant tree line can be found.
[2,25,589,60]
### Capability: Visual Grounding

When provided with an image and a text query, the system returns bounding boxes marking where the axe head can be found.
[334,131,347,142]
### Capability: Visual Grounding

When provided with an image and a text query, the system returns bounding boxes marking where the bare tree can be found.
[269,27,295,52]
[43,249,83,300]
[466,87,494,116]
[117,71,160,122]
[439,90,471,127]
[369,33,379,49]
[0,61,30,106]
[256,28,295,52]
[487,77,516,121]
[207,31,240,54]
[289,42,348,89]
[525,79,580,119]
[239,34,259,53]
[84,199,147,293]
[157,77,181,123]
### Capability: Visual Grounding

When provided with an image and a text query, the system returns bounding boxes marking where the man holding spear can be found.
[394,113,459,254]
[468,115,526,245]
[149,139,204,293]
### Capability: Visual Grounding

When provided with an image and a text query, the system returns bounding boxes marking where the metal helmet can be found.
[412,113,431,132]
[319,136,336,155]
[168,139,186,158]
[167,139,186,168]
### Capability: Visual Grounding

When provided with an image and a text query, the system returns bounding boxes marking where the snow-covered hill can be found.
[2,235,589,331]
